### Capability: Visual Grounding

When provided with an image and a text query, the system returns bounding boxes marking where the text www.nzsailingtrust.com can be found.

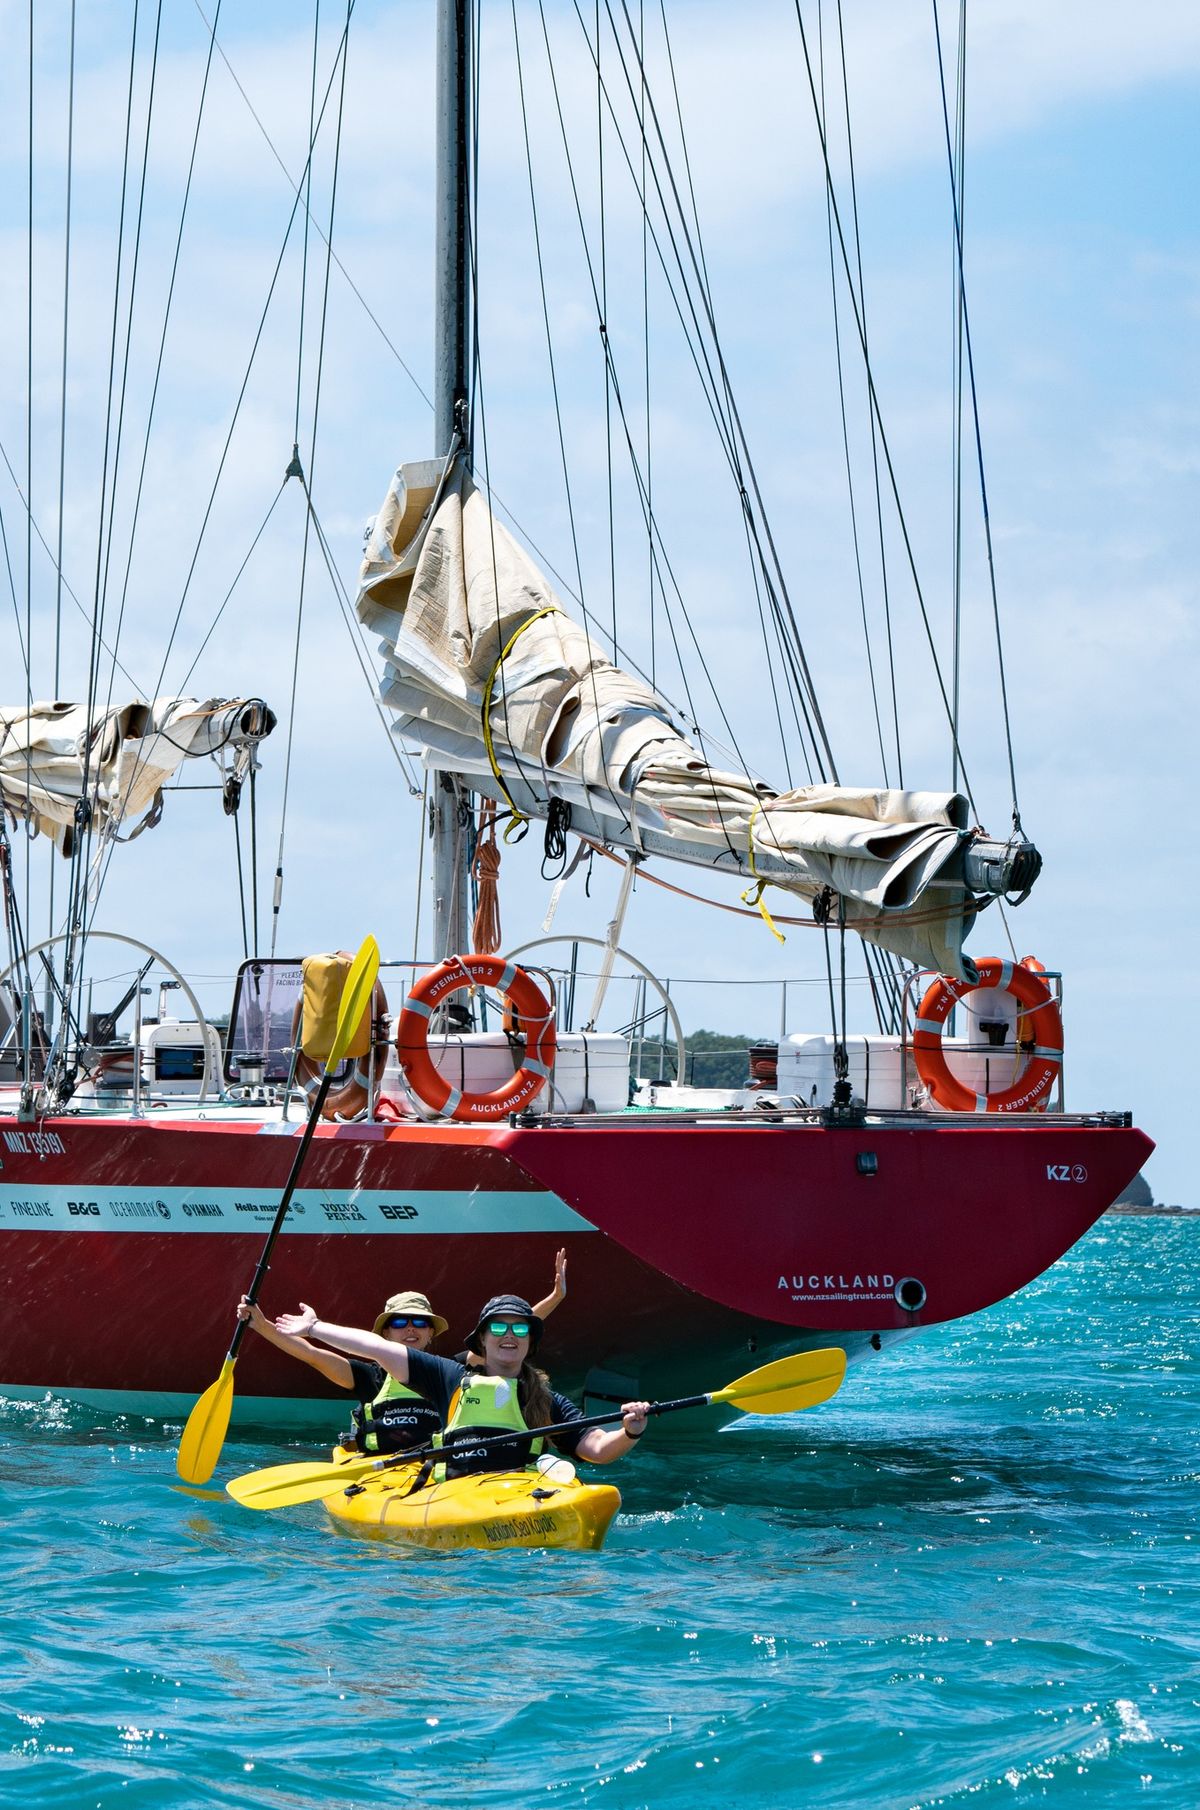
[779,1273,897,1303]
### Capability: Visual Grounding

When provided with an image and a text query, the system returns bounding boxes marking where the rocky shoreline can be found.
[1106,1201,1196,1216]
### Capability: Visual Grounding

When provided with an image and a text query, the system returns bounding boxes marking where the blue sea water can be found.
[1,1216,1196,1809]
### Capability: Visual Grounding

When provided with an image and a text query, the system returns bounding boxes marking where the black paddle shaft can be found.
[225,1069,336,1364]
[367,1388,712,1477]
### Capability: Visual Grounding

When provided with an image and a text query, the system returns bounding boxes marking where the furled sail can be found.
[0,697,275,855]
[357,460,1037,977]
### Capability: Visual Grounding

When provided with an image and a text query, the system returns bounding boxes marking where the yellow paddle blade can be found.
[324,935,381,1076]
[226,1455,374,1511]
[176,1358,236,1484]
[713,1346,847,1416]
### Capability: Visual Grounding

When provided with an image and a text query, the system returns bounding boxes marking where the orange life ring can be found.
[1015,954,1046,1061]
[293,978,390,1120]
[912,955,1062,1114]
[397,955,556,1122]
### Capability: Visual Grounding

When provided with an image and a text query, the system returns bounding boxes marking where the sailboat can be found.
[0,2,1151,1424]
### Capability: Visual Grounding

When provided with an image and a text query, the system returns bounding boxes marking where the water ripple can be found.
[2,1217,1197,1807]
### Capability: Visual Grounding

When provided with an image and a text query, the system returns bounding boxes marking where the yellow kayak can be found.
[322,1448,621,1552]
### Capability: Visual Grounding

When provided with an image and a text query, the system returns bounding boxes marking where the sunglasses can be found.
[386,1315,432,1330]
[487,1319,531,1338]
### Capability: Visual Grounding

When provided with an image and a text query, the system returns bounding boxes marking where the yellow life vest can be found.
[435,1372,546,1478]
[353,1372,441,1455]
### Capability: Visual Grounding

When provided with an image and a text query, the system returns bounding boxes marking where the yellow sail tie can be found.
[480,606,560,840]
[740,800,786,944]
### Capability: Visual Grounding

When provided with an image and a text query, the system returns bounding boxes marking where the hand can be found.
[620,1400,650,1440]
[553,1247,568,1301]
[236,1295,269,1333]
[275,1302,318,1337]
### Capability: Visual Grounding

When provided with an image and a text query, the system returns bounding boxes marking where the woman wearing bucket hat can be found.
[238,1253,569,1458]
[275,1275,649,1477]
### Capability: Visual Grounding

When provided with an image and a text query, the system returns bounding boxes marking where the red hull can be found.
[0,1111,1151,1407]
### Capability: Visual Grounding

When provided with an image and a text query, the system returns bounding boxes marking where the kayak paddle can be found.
[175,935,381,1486]
[224,1345,847,1511]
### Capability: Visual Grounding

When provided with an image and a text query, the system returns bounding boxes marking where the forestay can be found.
[0,697,274,854]
[357,461,1008,977]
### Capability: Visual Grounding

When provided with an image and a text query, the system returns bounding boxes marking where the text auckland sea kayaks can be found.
[322,1448,621,1552]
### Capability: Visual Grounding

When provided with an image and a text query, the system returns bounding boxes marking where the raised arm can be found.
[274,1303,410,1382]
[531,1247,568,1323]
[237,1296,355,1389]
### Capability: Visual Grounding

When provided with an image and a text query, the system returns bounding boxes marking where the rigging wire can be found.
[0,499,23,669]
[191,0,431,412]
[950,0,966,795]
[175,482,289,693]
[192,0,595,635]
[147,9,354,702]
[640,0,654,689]
[605,0,841,781]
[23,0,36,1069]
[536,4,756,859]
[473,91,583,832]
[56,0,146,1079]
[39,4,358,1059]
[581,0,839,801]
[816,4,904,1035]
[271,0,353,961]
[87,481,292,927]
[232,802,249,962]
[92,0,165,732]
[817,1,890,787]
[81,6,356,952]
[594,1,620,659]
[505,0,639,843]
[834,0,902,784]
[48,1,78,980]
[100,0,224,728]
[509,3,591,635]
[294,0,322,454]
[0,440,143,692]
[296,487,425,797]
[655,0,803,787]
[53,3,77,706]
[930,0,1023,834]
[517,0,788,849]
[184,0,665,655]
[791,0,982,813]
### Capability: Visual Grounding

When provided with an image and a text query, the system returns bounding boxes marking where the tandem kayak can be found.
[322,1448,621,1552]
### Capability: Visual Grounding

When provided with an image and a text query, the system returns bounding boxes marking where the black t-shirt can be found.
[404,1349,588,1456]
[346,1358,387,1405]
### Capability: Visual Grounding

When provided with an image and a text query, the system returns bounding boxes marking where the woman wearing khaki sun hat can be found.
[235,1249,568,1456]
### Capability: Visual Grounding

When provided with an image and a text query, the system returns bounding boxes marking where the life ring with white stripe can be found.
[293,977,389,1121]
[397,955,556,1122]
[912,956,1063,1114]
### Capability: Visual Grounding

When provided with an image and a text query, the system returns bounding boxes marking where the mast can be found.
[430,0,473,961]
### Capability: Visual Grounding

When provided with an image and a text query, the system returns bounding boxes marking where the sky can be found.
[0,1,1196,1202]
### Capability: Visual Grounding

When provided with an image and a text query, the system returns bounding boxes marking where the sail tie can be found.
[740,800,786,945]
[480,605,560,838]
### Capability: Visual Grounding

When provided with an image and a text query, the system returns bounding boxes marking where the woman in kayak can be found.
[238,1251,569,1457]
[273,1288,649,1474]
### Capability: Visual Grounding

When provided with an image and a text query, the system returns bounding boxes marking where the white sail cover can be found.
[0,697,274,854]
[357,461,985,975]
